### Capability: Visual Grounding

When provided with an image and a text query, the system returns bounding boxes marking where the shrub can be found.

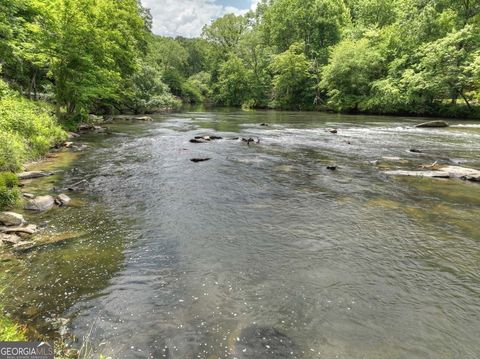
[0,172,19,210]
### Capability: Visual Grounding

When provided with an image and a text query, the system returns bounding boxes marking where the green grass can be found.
[0,281,26,341]
[0,79,66,210]
[0,312,27,341]
[0,172,19,210]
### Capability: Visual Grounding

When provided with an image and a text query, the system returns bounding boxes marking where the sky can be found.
[140,0,260,38]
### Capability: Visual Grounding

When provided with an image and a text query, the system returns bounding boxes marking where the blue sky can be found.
[141,0,259,37]
[219,0,252,8]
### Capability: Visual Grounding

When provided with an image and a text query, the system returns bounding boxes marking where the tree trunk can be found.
[460,92,472,110]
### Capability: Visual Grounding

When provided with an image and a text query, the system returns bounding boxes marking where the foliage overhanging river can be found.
[2,109,480,358]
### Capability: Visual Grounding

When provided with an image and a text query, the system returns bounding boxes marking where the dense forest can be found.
[1,0,480,208]
[2,0,480,119]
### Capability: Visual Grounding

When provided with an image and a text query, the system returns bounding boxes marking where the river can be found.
[2,109,480,358]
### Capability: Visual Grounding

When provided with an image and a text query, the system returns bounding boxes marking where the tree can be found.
[401,25,480,109]
[215,56,254,106]
[270,43,315,108]
[260,0,350,61]
[202,14,248,56]
[321,37,384,111]
[36,0,148,119]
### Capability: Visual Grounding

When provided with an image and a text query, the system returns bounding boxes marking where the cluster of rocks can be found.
[0,212,38,250]
[0,193,72,252]
[109,115,153,122]
[78,124,108,133]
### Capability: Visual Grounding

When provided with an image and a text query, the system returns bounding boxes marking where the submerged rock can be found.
[190,158,211,163]
[384,170,450,178]
[327,165,338,171]
[13,241,37,252]
[443,166,480,181]
[0,212,26,226]
[416,120,449,128]
[0,233,22,245]
[0,224,37,235]
[234,326,301,359]
[67,179,89,192]
[25,195,55,211]
[18,171,52,180]
[329,129,338,134]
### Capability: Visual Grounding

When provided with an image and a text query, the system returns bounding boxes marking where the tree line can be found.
[2,0,479,119]
[196,0,480,116]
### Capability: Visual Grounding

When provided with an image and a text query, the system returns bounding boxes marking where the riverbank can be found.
[0,114,158,355]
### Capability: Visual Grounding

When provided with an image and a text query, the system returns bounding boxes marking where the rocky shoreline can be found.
[0,114,161,255]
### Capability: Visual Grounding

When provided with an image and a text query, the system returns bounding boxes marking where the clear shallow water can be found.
[2,110,480,358]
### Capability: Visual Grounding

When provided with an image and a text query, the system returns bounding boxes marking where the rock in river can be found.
[190,158,211,163]
[416,120,449,128]
[234,326,301,359]
[384,166,480,182]
[0,233,22,245]
[0,212,26,226]
[385,170,450,178]
[190,138,209,144]
[18,171,52,180]
[25,195,55,211]
[190,135,223,143]
[56,193,71,206]
[0,224,37,235]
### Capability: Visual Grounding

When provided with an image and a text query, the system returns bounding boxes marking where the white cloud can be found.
[141,0,258,38]
[250,0,260,10]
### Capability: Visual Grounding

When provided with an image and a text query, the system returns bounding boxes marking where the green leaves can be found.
[270,43,316,108]
[321,38,384,111]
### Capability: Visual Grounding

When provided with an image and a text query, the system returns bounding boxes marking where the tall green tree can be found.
[270,43,315,108]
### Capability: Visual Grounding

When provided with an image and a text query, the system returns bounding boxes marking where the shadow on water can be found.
[2,109,480,358]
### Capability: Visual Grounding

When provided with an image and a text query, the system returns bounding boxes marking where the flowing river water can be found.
[2,109,480,358]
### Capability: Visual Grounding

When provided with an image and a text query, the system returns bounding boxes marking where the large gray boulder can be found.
[416,120,449,128]
[0,212,26,226]
[25,195,55,211]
